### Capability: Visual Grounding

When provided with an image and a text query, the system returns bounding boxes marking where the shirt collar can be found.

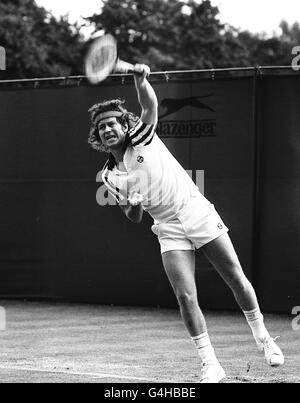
[107,153,117,170]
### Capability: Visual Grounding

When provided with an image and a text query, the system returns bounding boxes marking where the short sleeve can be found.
[128,119,156,147]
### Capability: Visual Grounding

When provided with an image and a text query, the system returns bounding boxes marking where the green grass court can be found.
[0,300,298,383]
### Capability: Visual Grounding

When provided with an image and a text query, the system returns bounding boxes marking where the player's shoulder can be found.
[129,118,158,148]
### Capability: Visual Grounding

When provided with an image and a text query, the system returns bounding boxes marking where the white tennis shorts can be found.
[151,196,229,254]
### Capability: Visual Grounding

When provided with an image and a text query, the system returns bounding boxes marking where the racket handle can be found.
[115,59,142,75]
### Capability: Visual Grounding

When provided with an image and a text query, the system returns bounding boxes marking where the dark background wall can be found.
[0,69,299,313]
[255,75,300,312]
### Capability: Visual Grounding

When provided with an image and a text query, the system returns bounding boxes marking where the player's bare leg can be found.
[162,250,204,335]
[201,233,284,367]
[162,250,226,383]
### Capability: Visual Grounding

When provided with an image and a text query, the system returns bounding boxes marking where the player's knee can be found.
[176,290,198,309]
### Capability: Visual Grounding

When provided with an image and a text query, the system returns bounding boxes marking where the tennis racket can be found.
[85,34,136,84]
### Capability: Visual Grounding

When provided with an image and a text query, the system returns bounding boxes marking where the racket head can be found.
[85,34,118,84]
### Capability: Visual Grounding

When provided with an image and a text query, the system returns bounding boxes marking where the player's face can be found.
[98,117,127,150]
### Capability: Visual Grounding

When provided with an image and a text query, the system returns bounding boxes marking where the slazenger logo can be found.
[159,95,215,119]
[158,94,216,138]
[0,46,6,71]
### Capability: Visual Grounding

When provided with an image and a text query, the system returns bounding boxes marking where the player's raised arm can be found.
[133,64,158,125]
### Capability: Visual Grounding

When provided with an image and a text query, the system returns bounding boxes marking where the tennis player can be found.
[88,64,284,383]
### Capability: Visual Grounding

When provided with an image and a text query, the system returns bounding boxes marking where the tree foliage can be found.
[237,21,300,67]
[86,0,248,70]
[0,0,85,79]
[0,0,299,79]
[86,0,300,70]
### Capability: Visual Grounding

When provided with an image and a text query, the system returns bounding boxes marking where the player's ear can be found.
[122,121,129,132]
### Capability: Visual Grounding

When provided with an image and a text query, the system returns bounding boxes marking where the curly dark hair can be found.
[88,99,139,152]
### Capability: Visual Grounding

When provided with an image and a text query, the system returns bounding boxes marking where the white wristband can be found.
[128,192,143,206]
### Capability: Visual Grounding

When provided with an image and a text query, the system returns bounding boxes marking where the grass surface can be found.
[0,300,298,383]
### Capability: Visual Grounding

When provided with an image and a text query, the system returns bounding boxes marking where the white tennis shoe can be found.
[199,360,226,383]
[257,337,284,367]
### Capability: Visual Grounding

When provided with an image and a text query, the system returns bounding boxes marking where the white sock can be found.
[191,332,217,363]
[244,308,270,343]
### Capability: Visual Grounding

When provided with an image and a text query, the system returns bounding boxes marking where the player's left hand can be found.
[128,190,144,206]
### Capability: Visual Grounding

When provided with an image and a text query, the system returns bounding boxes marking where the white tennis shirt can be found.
[102,119,212,223]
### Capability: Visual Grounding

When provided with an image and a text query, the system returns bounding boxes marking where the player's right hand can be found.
[133,64,150,79]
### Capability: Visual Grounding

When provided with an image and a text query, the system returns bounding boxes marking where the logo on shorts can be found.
[137,156,144,164]
[218,223,223,230]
